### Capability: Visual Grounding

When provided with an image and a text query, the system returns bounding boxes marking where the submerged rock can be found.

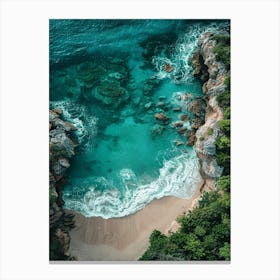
[76,57,130,108]
[175,141,184,146]
[164,63,174,72]
[154,112,169,121]
[172,121,184,128]
[151,124,165,139]
[177,127,188,135]
[88,79,130,107]
[77,61,105,88]
[144,101,153,110]
[142,77,160,96]
[180,114,189,122]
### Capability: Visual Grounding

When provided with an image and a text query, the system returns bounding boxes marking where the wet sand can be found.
[67,180,203,261]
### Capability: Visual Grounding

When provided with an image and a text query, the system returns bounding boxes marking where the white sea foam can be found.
[152,22,229,83]
[50,100,98,150]
[63,148,201,218]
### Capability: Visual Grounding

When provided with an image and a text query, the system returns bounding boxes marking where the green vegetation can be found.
[217,71,230,108]
[199,136,205,141]
[219,242,230,261]
[224,72,230,90]
[49,190,57,203]
[216,67,230,176]
[216,124,230,176]
[218,119,230,135]
[140,30,231,261]
[224,107,230,119]
[49,237,72,260]
[207,128,214,136]
[50,239,62,260]
[140,175,230,261]
[213,34,230,70]
[217,90,230,108]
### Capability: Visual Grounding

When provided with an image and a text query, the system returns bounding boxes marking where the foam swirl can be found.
[63,148,201,218]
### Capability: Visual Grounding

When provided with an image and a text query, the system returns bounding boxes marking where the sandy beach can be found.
[67,180,203,261]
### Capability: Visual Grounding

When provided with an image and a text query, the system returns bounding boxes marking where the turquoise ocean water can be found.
[49,19,228,218]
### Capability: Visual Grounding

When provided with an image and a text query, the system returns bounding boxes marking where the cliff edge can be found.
[49,108,77,260]
[191,29,230,191]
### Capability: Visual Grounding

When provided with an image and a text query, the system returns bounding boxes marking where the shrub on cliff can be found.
[217,90,230,108]
[217,153,230,175]
[140,177,231,261]
[213,35,230,70]
[224,107,230,119]
[207,128,214,136]
[218,119,230,136]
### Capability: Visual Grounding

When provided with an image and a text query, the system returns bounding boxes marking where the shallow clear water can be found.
[50,19,229,218]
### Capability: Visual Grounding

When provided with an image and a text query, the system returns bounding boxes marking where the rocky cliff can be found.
[49,108,77,260]
[190,30,229,190]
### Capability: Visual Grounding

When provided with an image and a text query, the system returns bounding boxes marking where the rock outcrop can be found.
[191,30,229,190]
[49,109,77,260]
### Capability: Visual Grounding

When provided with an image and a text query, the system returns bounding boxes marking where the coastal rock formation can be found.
[91,79,129,107]
[154,112,169,122]
[192,31,229,189]
[188,97,203,117]
[49,109,77,260]
[51,57,130,108]
[143,77,160,96]
[190,50,209,83]
[164,63,174,73]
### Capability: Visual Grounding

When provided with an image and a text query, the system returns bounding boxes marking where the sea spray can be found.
[50,100,98,150]
[63,148,201,218]
[152,21,229,83]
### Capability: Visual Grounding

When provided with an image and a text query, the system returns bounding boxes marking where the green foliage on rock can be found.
[49,238,68,260]
[217,175,230,192]
[216,134,230,176]
[224,107,230,119]
[213,35,230,70]
[217,90,230,108]
[140,177,231,261]
[224,72,230,90]
[218,119,230,135]
[49,190,57,203]
[207,128,214,136]
[216,136,230,151]
[216,152,230,176]
[217,71,230,109]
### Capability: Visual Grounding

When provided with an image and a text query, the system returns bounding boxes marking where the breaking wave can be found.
[63,148,201,218]
[152,21,229,83]
[50,100,98,150]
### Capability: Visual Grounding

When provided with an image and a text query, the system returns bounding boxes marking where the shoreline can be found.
[67,180,203,261]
